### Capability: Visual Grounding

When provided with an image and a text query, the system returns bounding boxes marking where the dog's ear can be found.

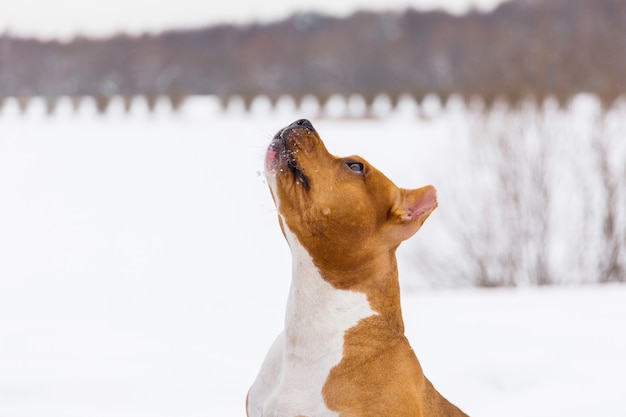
[390,185,438,242]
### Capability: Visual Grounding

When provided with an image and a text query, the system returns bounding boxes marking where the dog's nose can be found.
[289,119,315,131]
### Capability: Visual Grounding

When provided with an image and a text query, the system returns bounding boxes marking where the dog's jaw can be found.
[265,123,313,196]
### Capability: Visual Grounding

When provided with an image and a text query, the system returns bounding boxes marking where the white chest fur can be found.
[247,224,376,417]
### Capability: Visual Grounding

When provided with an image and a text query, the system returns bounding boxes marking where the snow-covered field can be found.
[1,97,625,416]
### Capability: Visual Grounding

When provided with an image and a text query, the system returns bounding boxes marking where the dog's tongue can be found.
[265,147,278,171]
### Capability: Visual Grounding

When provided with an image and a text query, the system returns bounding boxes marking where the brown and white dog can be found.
[247,119,468,417]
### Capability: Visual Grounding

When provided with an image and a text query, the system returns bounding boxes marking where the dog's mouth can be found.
[265,123,311,191]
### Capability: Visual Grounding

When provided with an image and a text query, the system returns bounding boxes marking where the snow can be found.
[1,97,625,416]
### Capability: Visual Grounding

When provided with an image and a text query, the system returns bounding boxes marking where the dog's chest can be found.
[247,227,376,417]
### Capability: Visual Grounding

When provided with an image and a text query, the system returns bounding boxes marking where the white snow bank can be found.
[0,102,624,416]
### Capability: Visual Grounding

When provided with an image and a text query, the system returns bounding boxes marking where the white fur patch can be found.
[248,212,376,417]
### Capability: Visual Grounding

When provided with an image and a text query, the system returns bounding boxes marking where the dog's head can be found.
[265,119,437,275]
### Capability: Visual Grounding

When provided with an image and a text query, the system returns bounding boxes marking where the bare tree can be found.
[592,108,626,283]
[410,97,626,287]
[446,101,555,287]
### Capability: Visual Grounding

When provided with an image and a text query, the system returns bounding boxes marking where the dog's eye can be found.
[346,161,364,175]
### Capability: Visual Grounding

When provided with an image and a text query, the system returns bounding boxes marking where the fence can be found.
[3,92,619,118]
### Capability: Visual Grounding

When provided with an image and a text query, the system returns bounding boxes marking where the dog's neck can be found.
[282,225,405,361]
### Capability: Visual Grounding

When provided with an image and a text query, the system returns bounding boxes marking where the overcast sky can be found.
[1,0,507,39]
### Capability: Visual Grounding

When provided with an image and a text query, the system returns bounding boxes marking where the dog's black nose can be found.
[289,119,315,131]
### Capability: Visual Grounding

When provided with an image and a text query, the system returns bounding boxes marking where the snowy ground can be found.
[0,97,625,416]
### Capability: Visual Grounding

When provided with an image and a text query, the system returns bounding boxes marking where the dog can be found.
[247,119,468,417]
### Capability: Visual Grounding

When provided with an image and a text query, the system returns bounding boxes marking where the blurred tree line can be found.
[0,0,624,109]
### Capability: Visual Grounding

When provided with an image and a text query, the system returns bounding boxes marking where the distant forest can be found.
[0,0,624,108]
